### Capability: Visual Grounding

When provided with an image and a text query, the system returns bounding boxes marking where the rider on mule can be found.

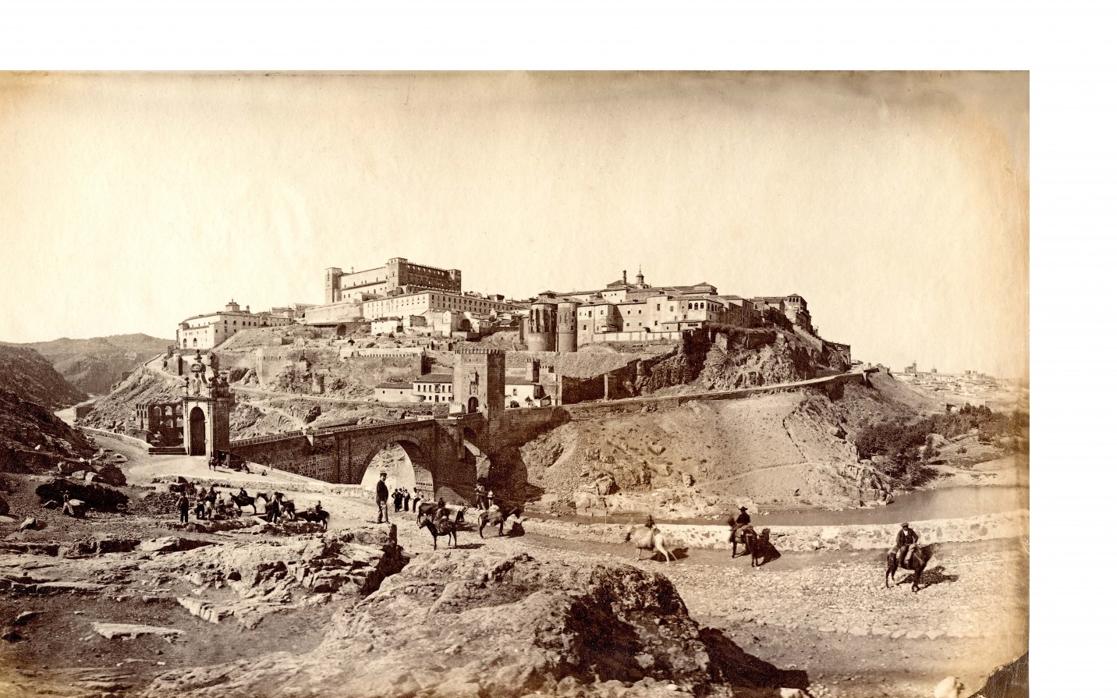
[894,523,919,567]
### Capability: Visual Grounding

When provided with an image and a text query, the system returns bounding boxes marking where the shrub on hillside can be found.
[856,404,1029,465]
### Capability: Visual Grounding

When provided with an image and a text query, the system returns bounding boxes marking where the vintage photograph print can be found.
[0,72,1027,698]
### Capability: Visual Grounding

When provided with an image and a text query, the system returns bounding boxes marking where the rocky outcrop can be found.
[143,550,795,698]
[150,525,406,630]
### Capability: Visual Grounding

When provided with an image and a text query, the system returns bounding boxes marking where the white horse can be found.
[624,526,677,563]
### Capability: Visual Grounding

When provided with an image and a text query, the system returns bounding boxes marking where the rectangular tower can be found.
[452,347,505,416]
[325,267,343,303]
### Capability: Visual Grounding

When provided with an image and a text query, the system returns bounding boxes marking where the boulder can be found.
[34,479,128,512]
[18,517,38,531]
[96,464,127,487]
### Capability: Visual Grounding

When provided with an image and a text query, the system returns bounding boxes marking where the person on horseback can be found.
[894,523,920,566]
[735,506,751,527]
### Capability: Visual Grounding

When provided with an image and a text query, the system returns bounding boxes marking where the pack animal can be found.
[624,526,676,563]
[886,544,934,592]
[418,514,458,549]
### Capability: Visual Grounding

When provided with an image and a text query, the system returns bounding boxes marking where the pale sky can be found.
[0,72,1027,377]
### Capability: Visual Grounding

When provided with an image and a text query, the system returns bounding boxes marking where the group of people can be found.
[175,482,234,523]
[390,486,422,513]
[473,483,496,510]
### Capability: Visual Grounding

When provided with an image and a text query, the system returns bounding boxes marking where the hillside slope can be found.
[19,333,172,395]
[0,389,94,472]
[0,346,94,472]
[78,367,182,434]
[0,345,87,409]
[494,373,925,518]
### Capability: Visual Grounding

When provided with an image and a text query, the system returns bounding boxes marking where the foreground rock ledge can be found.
[143,550,800,698]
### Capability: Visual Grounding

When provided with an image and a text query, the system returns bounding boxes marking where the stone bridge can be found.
[226,368,874,504]
[228,412,500,504]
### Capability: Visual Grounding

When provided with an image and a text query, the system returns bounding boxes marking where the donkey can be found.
[419,514,458,550]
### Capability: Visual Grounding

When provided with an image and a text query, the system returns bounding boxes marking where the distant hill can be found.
[0,345,87,409]
[16,333,173,395]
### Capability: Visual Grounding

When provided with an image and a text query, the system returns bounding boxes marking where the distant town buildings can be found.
[176,300,296,350]
[523,269,814,351]
[174,260,833,366]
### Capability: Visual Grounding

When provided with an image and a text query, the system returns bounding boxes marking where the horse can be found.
[624,526,676,563]
[478,508,506,538]
[729,522,760,565]
[418,514,458,549]
[295,508,330,528]
[230,491,266,515]
[886,544,934,592]
[279,499,297,521]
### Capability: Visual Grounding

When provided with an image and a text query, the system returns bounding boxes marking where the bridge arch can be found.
[359,438,435,500]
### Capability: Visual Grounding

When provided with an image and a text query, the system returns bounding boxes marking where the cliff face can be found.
[19,334,172,395]
[0,345,87,409]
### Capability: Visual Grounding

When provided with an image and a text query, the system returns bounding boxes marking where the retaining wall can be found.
[523,509,1029,553]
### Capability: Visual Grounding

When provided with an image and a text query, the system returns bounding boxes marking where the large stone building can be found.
[176,300,294,350]
[529,269,767,349]
[360,290,518,321]
[324,257,462,304]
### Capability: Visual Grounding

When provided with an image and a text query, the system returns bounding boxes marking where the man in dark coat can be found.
[730,505,752,543]
[375,472,390,523]
[894,523,920,566]
[735,506,751,527]
[178,492,190,524]
[402,489,411,511]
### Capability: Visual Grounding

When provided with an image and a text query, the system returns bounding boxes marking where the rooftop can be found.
[413,373,454,384]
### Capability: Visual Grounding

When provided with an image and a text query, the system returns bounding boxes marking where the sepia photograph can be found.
[0,71,1029,698]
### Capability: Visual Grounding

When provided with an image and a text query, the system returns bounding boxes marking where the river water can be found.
[526,484,1029,528]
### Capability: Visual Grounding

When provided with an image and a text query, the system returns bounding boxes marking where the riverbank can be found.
[524,508,1028,553]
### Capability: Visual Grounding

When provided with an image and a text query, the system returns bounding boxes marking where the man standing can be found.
[402,489,411,512]
[375,472,390,523]
[178,492,190,524]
